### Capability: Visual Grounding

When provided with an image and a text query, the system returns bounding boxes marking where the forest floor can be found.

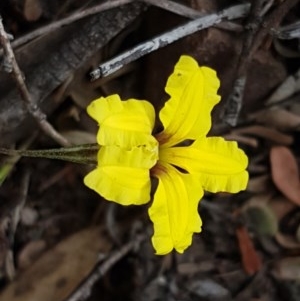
[0,1,300,300]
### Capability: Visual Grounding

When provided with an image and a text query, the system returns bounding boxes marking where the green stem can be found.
[0,144,99,165]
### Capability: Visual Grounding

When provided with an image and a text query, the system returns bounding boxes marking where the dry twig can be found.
[223,0,300,126]
[5,171,30,280]
[0,16,70,146]
[64,235,145,301]
[274,20,300,39]
[90,3,250,79]
[143,0,243,31]
[0,4,145,144]
[251,0,300,56]
[2,0,135,52]
[222,0,266,126]
[1,0,243,56]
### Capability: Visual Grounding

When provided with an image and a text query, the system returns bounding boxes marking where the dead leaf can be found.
[18,240,47,270]
[270,146,300,205]
[67,53,104,109]
[243,195,295,237]
[224,133,259,148]
[289,103,300,116]
[186,279,231,300]
[268,196,296,220]
[274,39,300,59]
[275,232,300,249]
[247,175,271,193]
[295,224,300,242]
[248,163,268,174]
[235,125,293,145]
[0,227,112,301]
[250,108,300,131]
[265,68,300,105]
[243,195,279,236]
[248,152,269,174]
[24,0,42,22]
[272,257,300,280]
[178,261,215,275]
[236,226,262,275]
[272,256,300,301]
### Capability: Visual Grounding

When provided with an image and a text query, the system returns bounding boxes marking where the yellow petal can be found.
[149,162,203,255]
[84,145,158,205]
[87,94,156,148]
[160,137,248,193]
[157,55,220,147]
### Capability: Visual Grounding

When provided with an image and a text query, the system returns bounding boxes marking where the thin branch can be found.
[259,0,275,17]
[64,235,145,301]
[2,0,135,52]
[250,0,300,56]
[0,16,70,146]
[90,3,250,80]
[143,0,204,19]
[0,4,144,143]
[0,0,243,58]
[142,0,243,32]
[222,0,264,126]
[273,20,300,39]
[222,0,300,126]
[5,171,30,280]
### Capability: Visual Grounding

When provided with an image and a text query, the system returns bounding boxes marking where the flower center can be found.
[155,131,171,145]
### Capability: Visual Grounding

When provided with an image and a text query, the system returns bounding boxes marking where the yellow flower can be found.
[84,55,248,255]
